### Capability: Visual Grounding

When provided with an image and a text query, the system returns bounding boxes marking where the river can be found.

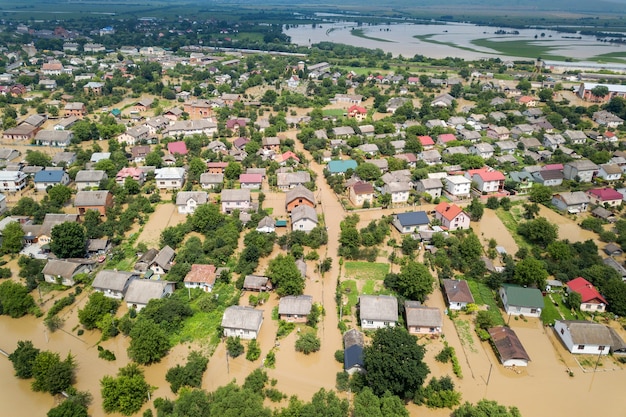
[285,21,626,61]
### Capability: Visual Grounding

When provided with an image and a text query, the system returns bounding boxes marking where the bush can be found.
[165,351,208,393]
[246,339,261,361]
[265,388,286,402]
[435,345,454,363]
[226,336,244,358]
[336,371,350,392]
[295,332,321,354]
[276,320,295,338]
[334,349,344,363]
[97,346,116,361]
[264,350,276,368]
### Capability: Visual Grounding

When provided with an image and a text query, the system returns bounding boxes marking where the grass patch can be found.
[591,52,626,64]
[361,279,376,295]
[541,296,562,325]
[344,261,389,281]
[453,319,477,353]
[322,108,345,117]
[337,66,386,75]
[350,28,395,43]
[466,280,505,326]
[495,207,531,251]
[340,279,358,316]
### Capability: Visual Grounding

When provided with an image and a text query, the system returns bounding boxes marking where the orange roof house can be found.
[183,264,217,292]
[434,202,470,230]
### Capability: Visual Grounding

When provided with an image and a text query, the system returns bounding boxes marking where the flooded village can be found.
[1,4,626,417]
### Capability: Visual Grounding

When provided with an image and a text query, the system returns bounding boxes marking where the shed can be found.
[488,326,530,367]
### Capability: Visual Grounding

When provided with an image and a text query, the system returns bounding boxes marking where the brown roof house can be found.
[183,264,217,292]
[124,279,176,311]
[134,248,158,272]
[243,274,272,292]
[42,259,92,286]
[149,245,175,277]
[349,181,375,207]
[442,279,475,310]
[285,185,316,213]
[405,301,443,336]
[488,326,531,367]
[221,305,263,340]
[74,190,113,216]
[278,295,313,323]
[359,295,398,330]
[92,270,138,299]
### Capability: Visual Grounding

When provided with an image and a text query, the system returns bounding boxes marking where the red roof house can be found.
[566,277,607,312]
[275,151,300,165]
[434,202,470,230]
[587,188,623,207]
[167,141,188,155]
[437,133,457,145]
[348,105,367,121]
[419,136,435,149]
[239,173,263,189]
[183,264,217,292]
[465,168,506,193]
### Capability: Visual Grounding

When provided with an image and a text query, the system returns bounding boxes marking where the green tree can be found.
[516,79,531,93]
[31,351,76,395]
[246,339,261,361]
[1,221,24,254]
[50,222,87,259]
[83,209,104,239]
[188,157,206,183]
[298,388,349,417]
[25,150,52,167]
[453,399,521,417]
[513,257,548,288]
[467,198,484,221]
[265,254,305,296]
[47,400,88,417]
[485,196,499,209]
[295,332,321,354]
[224,162,242,180]
[101,363,151,416]
[145,151,163,168]
[567,290,582,310]
[9,340,40,379]
[165,351,208,393]
[78,292,120,330]
[355,162,382,181]
[0,280,35,317]
[590,85,609,100]
[517,217,558,247]
[384,261,434,302]
[529,184,553,204]
[226,336,245,358]
[364,326,429,399]
[124,177,140,195]
[47,184,72,207]
[127,319,170,365]
[353,387,383,417]
[242,368,268,394]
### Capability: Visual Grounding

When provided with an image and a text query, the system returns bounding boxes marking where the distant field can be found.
[470,38,571,61]
[350,29,395,43]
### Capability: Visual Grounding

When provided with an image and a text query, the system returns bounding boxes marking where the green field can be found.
[467,280,505,326]
[322,108,346,117]
[344,261,389,281]
[351,29,395,43]
[470,38,571,61]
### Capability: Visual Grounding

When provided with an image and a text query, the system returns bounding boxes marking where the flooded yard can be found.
[136,203,188,248]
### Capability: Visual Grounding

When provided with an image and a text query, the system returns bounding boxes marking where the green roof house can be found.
[499,284,543,318]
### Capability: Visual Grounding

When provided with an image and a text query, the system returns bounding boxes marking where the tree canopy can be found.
[384,261,434,302]
[9,340,41,379]
[453,399,522,417]
[265,254,305,296]
[127,319,170,365]
[101,364,151,416]
[50,222,87,259]
[0,280,35,318]
[363,326,429,399]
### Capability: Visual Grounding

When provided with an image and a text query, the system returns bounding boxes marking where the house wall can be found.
[77,205,107,216]
[184,282,213,292]
[156,179,183,189]
[223,326,259,340]
[292,218,317,233]
[178,200,200,214]
[499,288,542,317]
[0,177,27,192]
[280,313,307,323]
[446,182,471,196]
[95,287,125,300]
[221,200,250,214]
[391,191,409,203]
[501,358,529,367]
[76,181,101,191]
[286,199,315,212]
[241,182,261,189]
[581,301,606,312]
[447,301,468,310]
[408,325,442,335]
[361,319,396,330]
[588,195,621,207]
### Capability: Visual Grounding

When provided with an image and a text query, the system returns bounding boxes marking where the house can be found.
[278,295,313,323]
[0,171,27,191]
[358,143,379,156]
[392,211,430,234]
[117,125,150,146]
[487,126,510,140]
[359,295,398,329]
[285,185,315,212]
[563,129,588,145]
[167,141,188,156]
[382,182,411,204]
[124,279,176,311]
[499,284,543,317]
[134,98,153,112]
[587,188,623,207]
[64,102,87,118]
[30,213,79,246]
[208,140,228,153]
[261,136,281,152]
[437,133,457,146]
[275,151,300,165]
[75,170,107,190]
[495,141,517,155]
[86,238,110,255]
[116,167,145,185]
[593,110,623,128]
[154,167,186,189]
[221,189,251,214]
[566,277,608,312]
[74,190,113,216]
[90,152,111,164]
[554,320,614,355]
[434,202,470,231]
[291,205,318,233]
[200,173,224,190]
[243,275,272,292]
[149,245,175,276]
[531,169,564,187]
[348,105,367,121]
[592,207,616,223]
[207,162,229,175]
[92,270,138,299]
[466,168,505,193]
[42,259,91,286]
[134,248,158,272]
[551,191,590,214]
[256,216,276,233]
[405,301,443,336]
[488,327,530,367]
[0,148,20,165]
[327,160,358,175]
[415,178,443,199]
[184,264,217,292]
[233,137,251,151]
[563,160,598,182]
[176,191,208,214]
[368,159,388,173]
[598,164,622,182]
[348,181,375,207]
[343,329,365,374]
[469,143,495,159]
[239,173,263,189]
[604,242,623,257]
[277,171,311,191]
[221,306,263,340]
[34,130,73,147]
[52,152,76,167]
[163,120,218,137]
[442,279,475,310]
[603,257,626,280]
[444,175,472,198]
[34,170,70,191]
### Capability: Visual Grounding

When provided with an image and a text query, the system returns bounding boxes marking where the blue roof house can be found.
[392,211,430,234]
[327,159,358,175]
[34,169,70,191]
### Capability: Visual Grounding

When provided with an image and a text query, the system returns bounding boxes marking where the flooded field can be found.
[285,21,626,61]
[136,203,188,248]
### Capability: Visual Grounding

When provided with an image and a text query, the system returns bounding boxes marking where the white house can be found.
[0,171,27,192]
[291,204,318,233]
[221,306,263,340]
[442,279,474,310]
[382,182,411,204]
[220,189,251,214]
[444,175,471,198]
[183,264,217,292]
[434,202,470,231]
[154,167,186,189]
[176,191,208,214]
[488,326,530,367]
[554,320,613,355]
[92,270,138,299]
[359,295,398,330]
[124,279,176,311]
